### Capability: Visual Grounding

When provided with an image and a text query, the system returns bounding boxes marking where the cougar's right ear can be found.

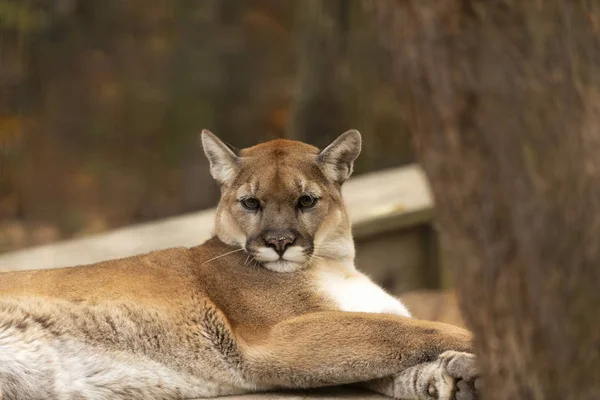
[201,129,239,185]
[318,130,362,184]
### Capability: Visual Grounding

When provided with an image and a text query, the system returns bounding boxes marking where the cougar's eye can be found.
[240,197,260,211]
[298,195,317,209]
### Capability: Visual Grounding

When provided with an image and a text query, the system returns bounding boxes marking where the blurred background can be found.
[0,0,417,253]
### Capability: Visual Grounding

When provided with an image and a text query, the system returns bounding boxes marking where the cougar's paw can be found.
[365,352,481,400]
[419,367,455,400]
[437,351,481,400]
[438,351,477,381]
[401,351,480,400]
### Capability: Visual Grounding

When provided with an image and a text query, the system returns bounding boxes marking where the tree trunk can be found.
[367,1,600,399]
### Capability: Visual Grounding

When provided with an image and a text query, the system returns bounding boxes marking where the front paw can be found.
[377,351,481,400]
[432,351,481,400]
[438,351,477,381]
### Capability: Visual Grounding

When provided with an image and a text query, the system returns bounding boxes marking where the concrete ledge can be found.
[0,164,433,271]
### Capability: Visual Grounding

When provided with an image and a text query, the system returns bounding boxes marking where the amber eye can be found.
[298,195,317,209]
[241,197,260,211]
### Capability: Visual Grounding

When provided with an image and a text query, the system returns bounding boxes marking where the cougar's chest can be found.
[197,259,329,326]
[314,263,412,317]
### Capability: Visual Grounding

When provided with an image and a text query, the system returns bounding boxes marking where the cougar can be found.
[0,130,480,400]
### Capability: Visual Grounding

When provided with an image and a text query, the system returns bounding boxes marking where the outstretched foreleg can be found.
[235,311,473,392]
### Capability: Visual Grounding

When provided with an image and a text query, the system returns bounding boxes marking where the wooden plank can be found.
[0,164,434,271]
[345,165,434,239]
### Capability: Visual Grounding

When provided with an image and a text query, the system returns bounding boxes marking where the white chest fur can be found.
[316,265,412,317]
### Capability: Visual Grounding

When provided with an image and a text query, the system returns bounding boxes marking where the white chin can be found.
[262,260,304,273]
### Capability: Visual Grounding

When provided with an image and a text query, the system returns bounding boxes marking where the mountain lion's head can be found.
[201,130,361,273]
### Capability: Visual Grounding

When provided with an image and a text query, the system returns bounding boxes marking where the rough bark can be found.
[367,1,600,399]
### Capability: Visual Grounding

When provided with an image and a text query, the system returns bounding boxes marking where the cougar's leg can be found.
[237,311,473,391]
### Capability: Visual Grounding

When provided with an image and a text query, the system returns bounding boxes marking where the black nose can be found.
[265,233,296,256]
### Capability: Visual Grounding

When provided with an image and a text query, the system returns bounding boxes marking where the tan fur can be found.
[0,131,478,400]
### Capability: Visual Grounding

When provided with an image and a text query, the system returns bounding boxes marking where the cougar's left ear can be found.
[201,129,239,186]
[318,130,362,184]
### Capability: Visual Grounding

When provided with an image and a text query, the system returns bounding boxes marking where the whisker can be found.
[308,254,325,267]
[201,248,245,265]
[312,245,340,252]
[312,244,350,260]
[309,253,323,260]
[244,255,250,266]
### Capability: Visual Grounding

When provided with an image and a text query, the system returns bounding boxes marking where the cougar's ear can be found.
[317,130,362,184]
[201,129,239,185]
